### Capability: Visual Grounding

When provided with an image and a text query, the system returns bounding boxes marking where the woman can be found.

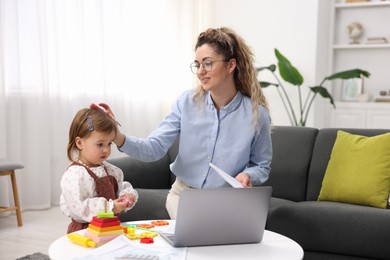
[95,27,272,219]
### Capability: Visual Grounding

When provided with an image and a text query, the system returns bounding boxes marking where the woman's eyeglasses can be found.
[190,59,227,74]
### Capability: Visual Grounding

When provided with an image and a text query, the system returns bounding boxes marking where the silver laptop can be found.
[160,186,272,247]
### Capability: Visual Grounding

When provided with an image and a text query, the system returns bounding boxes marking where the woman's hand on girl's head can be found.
[90,103,116,119]
[97,103,116,119]
[90,103,125,147]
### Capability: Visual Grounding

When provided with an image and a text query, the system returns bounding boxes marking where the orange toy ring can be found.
[151,220,169,226]
[136,223,155,229]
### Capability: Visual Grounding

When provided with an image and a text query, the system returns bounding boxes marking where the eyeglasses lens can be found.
[190,61,213,74]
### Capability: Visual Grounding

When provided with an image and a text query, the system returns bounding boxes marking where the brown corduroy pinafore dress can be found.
[66,162,118,234]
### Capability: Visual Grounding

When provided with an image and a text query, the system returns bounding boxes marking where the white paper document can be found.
[72,234,187,260]
[209,163,243,188]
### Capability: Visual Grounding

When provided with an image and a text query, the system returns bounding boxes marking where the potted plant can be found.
[257,49,370,126]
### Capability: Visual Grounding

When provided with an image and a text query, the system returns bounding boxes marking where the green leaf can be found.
[260,81,279,88]
[275,49,303,86]
[325,69,370,80]
[256,49,370,127]
[256,65,276,73]
[310,86,335,108]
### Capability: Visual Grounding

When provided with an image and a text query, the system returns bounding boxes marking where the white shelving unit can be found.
[327,0,390,128]
[330,101,390,128]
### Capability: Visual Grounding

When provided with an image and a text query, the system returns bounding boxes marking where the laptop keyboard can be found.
[114,253,160,260]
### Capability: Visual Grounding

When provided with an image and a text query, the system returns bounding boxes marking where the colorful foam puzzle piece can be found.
[88,224,124,232]
[140,237,154,244]
[92,216,118,223]
[87,227,124,237]
[127,227,135,235]
[125,230,158,240]
[140,231,158,238]
[96,211,114,218]
[84,232,120,243]
[136,223,155,229]
[127,233,141,240]
[121,226,128,234]
[91,219,121,228]
[151,220,169,226]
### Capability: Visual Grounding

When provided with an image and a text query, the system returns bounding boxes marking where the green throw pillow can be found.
[318,130,390,208]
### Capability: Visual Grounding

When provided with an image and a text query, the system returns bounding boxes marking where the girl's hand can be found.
[112,198,128,214]
[235,172,252,188]
[118,193,137,208]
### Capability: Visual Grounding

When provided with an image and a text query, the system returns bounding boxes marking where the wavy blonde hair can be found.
[193,27,269,127]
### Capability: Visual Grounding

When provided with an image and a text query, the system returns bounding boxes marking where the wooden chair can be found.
[0,159,24,226]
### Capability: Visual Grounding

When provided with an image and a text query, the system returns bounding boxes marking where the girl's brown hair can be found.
[67,108,118,161]
[193,27,269,127]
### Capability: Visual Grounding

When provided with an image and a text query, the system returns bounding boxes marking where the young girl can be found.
[60,106,138,233]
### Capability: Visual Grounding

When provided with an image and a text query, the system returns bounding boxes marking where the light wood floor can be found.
[0,206,69,260]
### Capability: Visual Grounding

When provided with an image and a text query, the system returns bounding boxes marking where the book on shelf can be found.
[364,37,389,45]
[374,96,390,103]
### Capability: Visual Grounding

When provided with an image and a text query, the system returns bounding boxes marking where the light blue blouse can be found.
[119,89,272,188]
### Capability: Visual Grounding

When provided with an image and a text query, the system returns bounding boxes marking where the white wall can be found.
[209,0,324,127]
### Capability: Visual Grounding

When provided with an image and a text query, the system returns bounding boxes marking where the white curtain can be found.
[0,0,212,213]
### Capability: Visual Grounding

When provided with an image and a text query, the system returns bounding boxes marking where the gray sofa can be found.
[108,126,390,260]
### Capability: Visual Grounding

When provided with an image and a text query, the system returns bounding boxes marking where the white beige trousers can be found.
[165,178,192,219]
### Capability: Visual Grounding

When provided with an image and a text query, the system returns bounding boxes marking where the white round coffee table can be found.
[49,220,303,260]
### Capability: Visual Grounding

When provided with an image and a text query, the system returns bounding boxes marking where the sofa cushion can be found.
[318,130,390,208]
[266,201,390,260]
[119,189,170,222]
[262,126,318,202]
[268,197,296,214]
[306,128,390,201]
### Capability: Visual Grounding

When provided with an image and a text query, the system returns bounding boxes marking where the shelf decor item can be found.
[364,37,388,44]
[374,96,390,102]
[257,49,370,126]
[346,22,363,44]
[342,77,363,101]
